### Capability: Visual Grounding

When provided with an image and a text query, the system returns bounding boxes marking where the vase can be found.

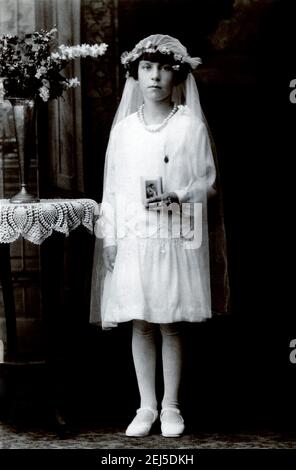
[9,98,39,203]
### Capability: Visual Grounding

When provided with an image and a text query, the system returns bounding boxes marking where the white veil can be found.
[112,72,204,128]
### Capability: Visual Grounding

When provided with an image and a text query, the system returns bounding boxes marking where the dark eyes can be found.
[162,65,172,71]
[141,64,172,71]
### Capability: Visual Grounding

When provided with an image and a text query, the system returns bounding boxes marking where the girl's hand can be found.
[145,192,179,208]
[103,245,117,272]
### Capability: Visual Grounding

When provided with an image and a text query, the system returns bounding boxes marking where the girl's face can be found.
[138,60,174,103]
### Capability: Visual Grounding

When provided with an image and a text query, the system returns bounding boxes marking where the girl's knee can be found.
[133,320,156,336]
[159,323,180,336]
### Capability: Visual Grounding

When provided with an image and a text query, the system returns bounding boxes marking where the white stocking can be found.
[132,320,157,411]
[160,323,182,412]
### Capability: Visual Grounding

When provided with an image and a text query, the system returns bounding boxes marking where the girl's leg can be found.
[159,323,184,436]
[160,322,182,409]
[126,320,158,436]
[132,319,157,409]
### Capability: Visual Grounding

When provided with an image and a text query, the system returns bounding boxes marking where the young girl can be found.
[90,34,229,437]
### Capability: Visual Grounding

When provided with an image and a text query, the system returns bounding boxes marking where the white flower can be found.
[145,47,156,53]
[173,53,183,62]
[65,77,80,88]
[59,45,74,59]
[159,47,170,55]
[50,52,60,60]
[91,43,108,56]
[35,66,47,79]
[120,53,128,64]
[69,77,80,87]
[57,43,108,60]
[39,85,50,102]
[121,51,134,65]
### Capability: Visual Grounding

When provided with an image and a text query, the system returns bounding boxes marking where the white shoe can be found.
[160,407,185,437]
[125,407,158,437]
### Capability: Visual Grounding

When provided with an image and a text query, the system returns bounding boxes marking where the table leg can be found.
[40,233,68,435]
[0,244,17,359]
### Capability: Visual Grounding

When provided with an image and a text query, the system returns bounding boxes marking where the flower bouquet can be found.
[0,27,108,101]
[0,28,108,203]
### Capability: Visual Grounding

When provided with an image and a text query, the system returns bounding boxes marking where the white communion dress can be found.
[93,105,216,329]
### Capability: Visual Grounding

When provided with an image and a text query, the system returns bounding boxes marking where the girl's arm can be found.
[174,120,216,204]
[146,121,216,208]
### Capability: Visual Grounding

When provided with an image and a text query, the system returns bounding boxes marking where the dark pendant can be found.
[164,155,169,163]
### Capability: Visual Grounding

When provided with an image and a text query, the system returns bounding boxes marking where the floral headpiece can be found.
[121,34,202,72]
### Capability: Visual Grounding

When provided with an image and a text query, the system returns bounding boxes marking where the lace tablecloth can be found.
[0,198,99,245]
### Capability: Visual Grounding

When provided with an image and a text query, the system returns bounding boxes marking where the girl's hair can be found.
[127,51,191,86]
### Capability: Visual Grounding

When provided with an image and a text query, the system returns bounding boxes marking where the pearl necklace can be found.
[137,103,178,133]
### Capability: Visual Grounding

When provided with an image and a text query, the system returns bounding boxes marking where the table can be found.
[0,198,98,432]
[0,198,98,359]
